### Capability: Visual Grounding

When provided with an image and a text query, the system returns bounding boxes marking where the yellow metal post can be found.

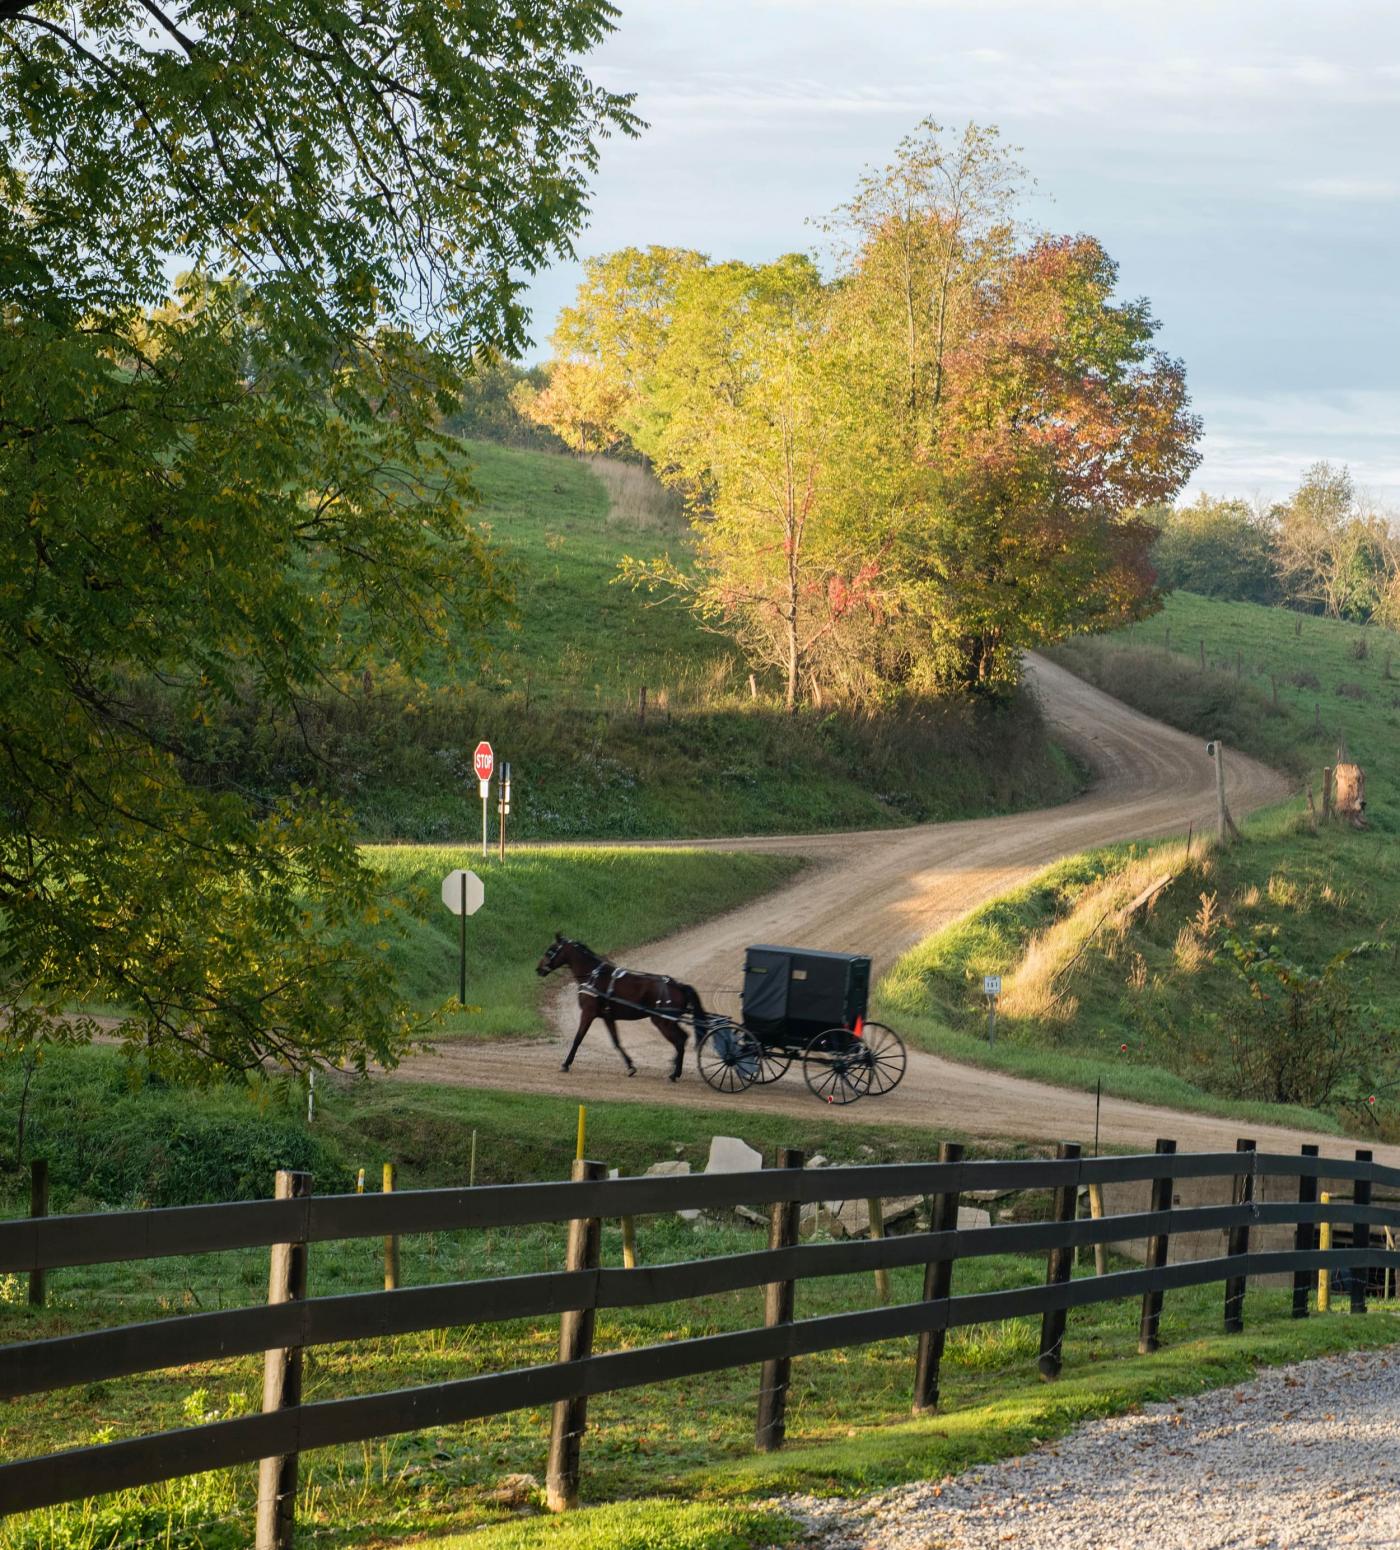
[1318,1192,1331,1312]
[383,1162,400,1292]
[576,1105,587,1163]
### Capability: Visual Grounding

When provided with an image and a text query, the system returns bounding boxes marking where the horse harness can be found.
[578,960,677,1016]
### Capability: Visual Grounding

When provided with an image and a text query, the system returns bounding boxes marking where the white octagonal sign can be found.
[441,869,485,916]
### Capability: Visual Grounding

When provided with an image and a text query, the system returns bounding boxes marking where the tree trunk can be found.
[785,621,800,713]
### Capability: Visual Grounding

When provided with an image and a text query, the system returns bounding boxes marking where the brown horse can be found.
[536,934,708,1082]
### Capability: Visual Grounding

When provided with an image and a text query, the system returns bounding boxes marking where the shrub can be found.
[0,1050,346,1209]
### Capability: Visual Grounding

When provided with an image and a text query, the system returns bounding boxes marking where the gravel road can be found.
[781,1349,1400,1549]
[388,655,1394,1162]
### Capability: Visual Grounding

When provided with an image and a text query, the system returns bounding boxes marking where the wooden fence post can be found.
[1038,1142,1081,1380]
[546,1157,606,1512]
[1223,1138,1256,1333]
[867,1196,890,1305]
[1087,1183,1107,1277]
[1292,1144,1319,1319]
[1351,1149,1372,1316]
[383,1163,400,1292]
[913,1141,963,1414]
[27,1160,48,1309]
[255,1169,312,1550]
[755,1148,804,1452]
[1137,1138,1176,1354]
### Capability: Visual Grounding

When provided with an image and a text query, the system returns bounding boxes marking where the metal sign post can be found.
[497,762,511,862]
[442,868,485,1006]
[473,741,494,859]
[982,973,1002,1048]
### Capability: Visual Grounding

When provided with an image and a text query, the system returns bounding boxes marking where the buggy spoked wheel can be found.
[752,1043,792,1085]
[848,1022,907,1097]
[696,1019,761,1093]
[803,1028,865,1105]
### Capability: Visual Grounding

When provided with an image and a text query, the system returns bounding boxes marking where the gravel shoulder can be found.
[781,1348,1400,1550]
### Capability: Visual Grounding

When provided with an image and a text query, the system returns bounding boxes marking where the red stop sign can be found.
[473,741,494,782]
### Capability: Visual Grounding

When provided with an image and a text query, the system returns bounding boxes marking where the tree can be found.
[512,357,633,453]
[622,256,880,710]
[1272,462,1393,620]
[1221,932,1382,1110]
[596,120,1201,702]
[1152,495,1280,603]
[1,0,635,1077]
[842,215,1200,688]
[516,246,707,457]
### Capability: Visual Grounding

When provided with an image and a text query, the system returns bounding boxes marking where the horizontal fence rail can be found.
[3,1145,1398,1533]
[9,1198,1400,1403]
[9,1151,1400,1276]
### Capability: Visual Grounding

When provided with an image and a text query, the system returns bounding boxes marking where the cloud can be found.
[1294,175,1400,201]
[1189,391,1400,504]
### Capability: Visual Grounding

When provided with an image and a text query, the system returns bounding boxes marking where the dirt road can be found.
[396,657,1394,1161]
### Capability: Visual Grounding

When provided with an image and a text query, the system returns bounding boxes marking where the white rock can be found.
[808,1153,830,1169]
[644,1160,691,1176]
[705,1135,763,1174]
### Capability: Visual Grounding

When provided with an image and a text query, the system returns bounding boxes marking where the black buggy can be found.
[695,944,907,1104]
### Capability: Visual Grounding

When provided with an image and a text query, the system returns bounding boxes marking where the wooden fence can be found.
[3,1140,1399,1546]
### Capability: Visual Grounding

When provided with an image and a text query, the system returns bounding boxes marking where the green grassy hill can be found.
[1051,591,1399,824]
[248,438,1082,842]
[361,843,802,1037]
[872,594,1400,1141]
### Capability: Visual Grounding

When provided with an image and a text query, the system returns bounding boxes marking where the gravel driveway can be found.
[782,1350,1400,1549]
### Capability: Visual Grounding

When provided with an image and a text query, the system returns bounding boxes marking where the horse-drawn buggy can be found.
[538,934,907,1105]
[695,944,906,1104]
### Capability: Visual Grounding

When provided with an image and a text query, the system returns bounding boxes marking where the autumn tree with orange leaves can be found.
[566,120,1201,706]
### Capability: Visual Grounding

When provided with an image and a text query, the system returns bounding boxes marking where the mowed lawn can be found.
[360,844,804,1037]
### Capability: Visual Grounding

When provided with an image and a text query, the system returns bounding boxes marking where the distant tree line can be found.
[1152,463,1400,625]
[513,121,1203,709]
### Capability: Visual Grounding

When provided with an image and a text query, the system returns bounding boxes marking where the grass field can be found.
[870,594,1400,1140]
[358,843,804,1037]
[248,437,1083,842]
[7,1131,1400,1550]
[1051,591,1400,825]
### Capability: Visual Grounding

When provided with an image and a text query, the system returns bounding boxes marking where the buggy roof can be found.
[745,944,866,965]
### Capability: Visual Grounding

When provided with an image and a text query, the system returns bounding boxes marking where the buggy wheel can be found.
[803,1028,865,1106]
[752,1043,792,1085]
[848,1022,907,1097]
[696,1019,761,1094]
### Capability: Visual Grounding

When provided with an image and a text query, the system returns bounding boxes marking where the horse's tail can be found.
[680,981,707,1035]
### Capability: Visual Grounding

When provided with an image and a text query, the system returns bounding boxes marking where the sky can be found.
[521,0,1400,505]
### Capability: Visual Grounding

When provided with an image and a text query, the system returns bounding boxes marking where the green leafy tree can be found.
[1152,495,1280,603]
[517,246,707,456]
[1272,461,1394,621]
[622,256,873,711]
[1,0,635,1076]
